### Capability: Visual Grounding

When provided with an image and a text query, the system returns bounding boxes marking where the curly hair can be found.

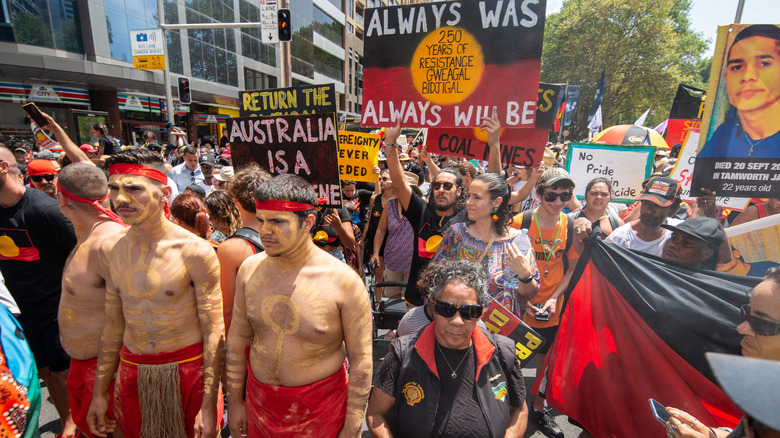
[204,190,242,237]
[228,162,271,212]
[425,167,468,212]
[467,172,512,236]
[416,259,488,305]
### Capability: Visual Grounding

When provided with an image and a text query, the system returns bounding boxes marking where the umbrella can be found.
[592,125,669,149]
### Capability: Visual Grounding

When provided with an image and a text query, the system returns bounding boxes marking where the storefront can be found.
[118,92,191,145]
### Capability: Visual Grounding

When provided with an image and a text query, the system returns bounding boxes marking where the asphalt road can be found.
[35,345,586,438]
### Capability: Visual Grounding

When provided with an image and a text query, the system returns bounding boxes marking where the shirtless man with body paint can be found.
[226,174,372,438]
[56,162,127,438]
[86,149,225,438]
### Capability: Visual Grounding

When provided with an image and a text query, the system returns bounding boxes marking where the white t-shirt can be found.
[606,222,671,257]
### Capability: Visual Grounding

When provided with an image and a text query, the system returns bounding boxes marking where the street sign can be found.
[260,0,279,44]
[130,29,165,70]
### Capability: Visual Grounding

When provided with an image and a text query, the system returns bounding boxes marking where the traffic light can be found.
[178,77,191,104]
[278,9,291,42]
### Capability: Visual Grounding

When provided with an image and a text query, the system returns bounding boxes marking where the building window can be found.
[244,67,277,90]
[11,0,83,52]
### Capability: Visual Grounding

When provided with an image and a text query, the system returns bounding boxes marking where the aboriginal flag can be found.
[540,239,761,438]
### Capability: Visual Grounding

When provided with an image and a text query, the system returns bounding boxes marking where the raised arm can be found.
[190,247,226,438]
[338,277,373,437]
[419,145,440,182]
[509,162,545,205]
[41,112,92,164]
[385,120,413,211]
[482,107,503,174]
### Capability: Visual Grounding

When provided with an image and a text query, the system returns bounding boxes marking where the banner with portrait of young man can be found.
[691,24,780,199]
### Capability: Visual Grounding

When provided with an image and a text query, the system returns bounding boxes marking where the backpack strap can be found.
[228,227,264,254]
[521,210,533,230]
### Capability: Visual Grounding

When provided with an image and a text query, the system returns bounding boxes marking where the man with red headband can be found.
[226,174,372,438]
[27,158,59,197]
[56,162,127,437]
[86,148,225,438]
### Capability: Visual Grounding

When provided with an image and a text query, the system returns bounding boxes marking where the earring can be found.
[491,207,499,222]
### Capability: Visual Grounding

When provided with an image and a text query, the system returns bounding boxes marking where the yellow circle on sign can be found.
[411,26,485,105]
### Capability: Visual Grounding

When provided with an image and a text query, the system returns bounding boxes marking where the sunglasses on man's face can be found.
[433,300,483,320]
[741,304,780,336]
[543,191,573,203]
[432,182,455,191]
[30,174,56,183]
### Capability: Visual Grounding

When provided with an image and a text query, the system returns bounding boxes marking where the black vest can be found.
[391,324,516,437]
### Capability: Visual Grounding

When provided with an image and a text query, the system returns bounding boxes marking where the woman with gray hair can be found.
[367,259,528,437]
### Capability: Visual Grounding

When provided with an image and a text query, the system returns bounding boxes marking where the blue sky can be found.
[545,0,780,55]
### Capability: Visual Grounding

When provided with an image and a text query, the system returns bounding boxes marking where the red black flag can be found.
[540,239,761,438]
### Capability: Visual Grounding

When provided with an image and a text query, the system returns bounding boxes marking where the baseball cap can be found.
[661,217,725,251]
[13,147,27,154]
[707,352,780,431]
[36,150,55,160]
[638,176,680,207]
[80,144,97,153]
[145,143,162,152]
[219,147,231,158]
[199,153,216,167]
[27,159,58,176]
[164,122,175,131]
[538,168,575,189]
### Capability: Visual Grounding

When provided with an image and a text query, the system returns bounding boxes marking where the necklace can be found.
[744,131,768,157]
[533,210,563,278]
[435,342,472,379]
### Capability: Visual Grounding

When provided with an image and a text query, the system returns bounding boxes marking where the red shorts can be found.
[246,364,348,438]
[67,357,115,438]
[114,343,223,438]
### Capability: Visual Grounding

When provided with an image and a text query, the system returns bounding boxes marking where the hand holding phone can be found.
[649,398,671,425]
[533,303,549,321]
[22,103,49,128]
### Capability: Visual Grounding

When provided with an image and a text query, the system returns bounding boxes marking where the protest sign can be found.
[668,84,705,120]
[481,301,545,367]
[361,0,546,129]
[566,143,655,203]
[337,131,382,182]
[239,84,336,117]
[669,130,750,210]
[535,83,563,129]
[717,214,780,277]
[228,113,343,205]
[426,127,547,167]
[692,24,780,198]
[665,119,700,150]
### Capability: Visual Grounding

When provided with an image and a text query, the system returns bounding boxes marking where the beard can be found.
[639,213,665,228]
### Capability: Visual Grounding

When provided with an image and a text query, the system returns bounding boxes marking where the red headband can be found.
[57,182,127,226]
[255,200,316,212]
[108,163,167,185]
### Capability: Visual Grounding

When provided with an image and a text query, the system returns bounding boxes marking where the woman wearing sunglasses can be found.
[432,172,539,317]
[664,267,780,438]
[367,259,528,437]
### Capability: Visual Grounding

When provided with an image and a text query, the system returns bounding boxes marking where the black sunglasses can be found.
[432,182,455,191]
[30,174,56,183]
[543,191,573,203]
[741,304,780,336]
[433,300,483,320]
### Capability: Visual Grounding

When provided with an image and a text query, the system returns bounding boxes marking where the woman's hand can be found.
[506,243,534,279]
[664,407,718,438]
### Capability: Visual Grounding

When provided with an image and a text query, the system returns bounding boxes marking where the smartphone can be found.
[22,102,48,128]
[649,398,671,425]
[533,304,549,321]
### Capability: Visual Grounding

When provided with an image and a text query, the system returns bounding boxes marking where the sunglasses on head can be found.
[741,304,780,336]
[30,174,56,183]
[543,191,573,203]
[432,182,455,191]
[433,300,483,320]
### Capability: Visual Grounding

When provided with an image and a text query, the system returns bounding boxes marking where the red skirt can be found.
[114,343,223,438]
[246,364,348,438]
[67,357,116,437]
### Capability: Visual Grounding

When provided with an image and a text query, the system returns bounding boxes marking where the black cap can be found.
[638,176,680,207]
[146,143,162,152]
[707,352,780,431]
[199,153,216,167]
[661,217,725,251]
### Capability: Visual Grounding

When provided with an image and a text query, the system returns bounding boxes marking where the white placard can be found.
[260,0,278,44]
[130,30,164,56]
[566,143,655,203]
[669,130,750,210]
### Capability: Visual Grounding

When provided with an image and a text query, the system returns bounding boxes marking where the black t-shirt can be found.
[98,137,116,155]
[374,339,525,437]
[312,207,352,248]
[403,194,466,305]
[0,188,76,315]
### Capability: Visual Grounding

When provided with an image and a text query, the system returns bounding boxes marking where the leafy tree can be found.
[541,0,707,138]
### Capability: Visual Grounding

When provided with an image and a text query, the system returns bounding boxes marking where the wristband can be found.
[385,143,401,150]
[519,275,534,284]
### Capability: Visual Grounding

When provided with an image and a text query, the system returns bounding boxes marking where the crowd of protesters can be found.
[0,105,776,438]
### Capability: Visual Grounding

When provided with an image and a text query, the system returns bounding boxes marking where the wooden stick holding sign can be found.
[228,113,344,206]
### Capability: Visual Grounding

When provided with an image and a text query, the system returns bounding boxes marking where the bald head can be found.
[59,163,108,204]
[0,147,19,176]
